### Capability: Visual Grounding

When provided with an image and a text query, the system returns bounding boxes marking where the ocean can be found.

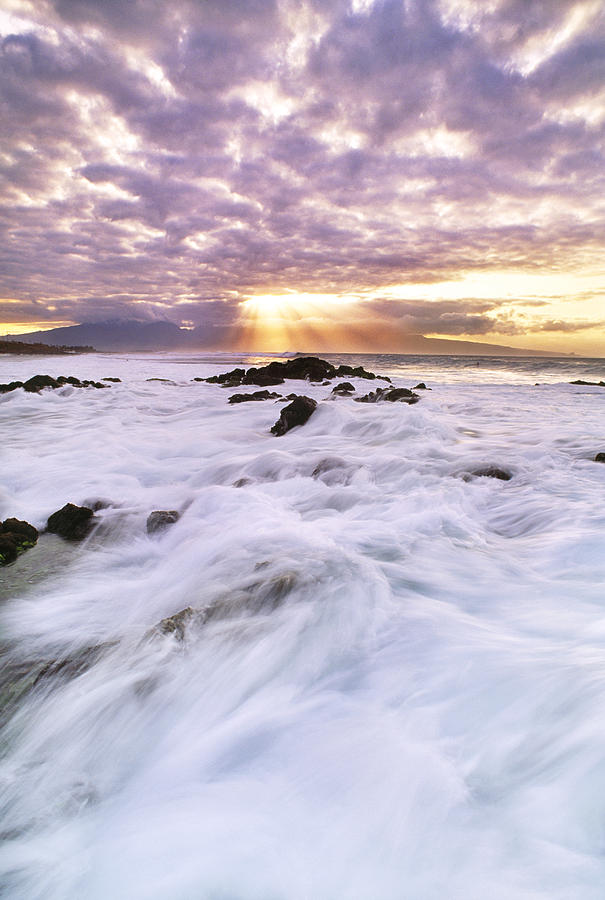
[1,351,605,899]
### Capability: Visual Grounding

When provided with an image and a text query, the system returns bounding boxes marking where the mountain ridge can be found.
[6,320,568,356]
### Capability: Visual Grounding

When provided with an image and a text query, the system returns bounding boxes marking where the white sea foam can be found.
[1,351,605,898]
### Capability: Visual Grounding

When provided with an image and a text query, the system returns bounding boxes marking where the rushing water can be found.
[1,351,605,899]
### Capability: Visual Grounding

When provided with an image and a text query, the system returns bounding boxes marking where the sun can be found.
[238,292,352,351]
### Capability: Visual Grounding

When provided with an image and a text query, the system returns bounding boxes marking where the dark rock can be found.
[23,374,59,393]
[332,382,355,394]
[271,395,317,436]
[570,380,605,387]
[413,382,430,390]
[0,518,39,564]
[0,518,38,544]
[146,377,173,383]
[595,453,605,463]
[203,357,390,390]
[0,534,18,565]
[203,367,246,385]
[102,377,121,382]
[0,380,24,393]
[47,503,95,540]
[0,374,111,395]
[228,390,281,403]
[146,510,180,534]
[470,467,512,481]
[281,356,334,382]
[335,364,391,382]
[356,387,419,404]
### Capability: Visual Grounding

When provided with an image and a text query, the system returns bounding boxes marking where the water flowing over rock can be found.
[271,395,317,436]
[146,510,180,534]
[46,503,95,540]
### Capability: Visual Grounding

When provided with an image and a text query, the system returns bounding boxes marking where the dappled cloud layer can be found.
[1,0,604,352]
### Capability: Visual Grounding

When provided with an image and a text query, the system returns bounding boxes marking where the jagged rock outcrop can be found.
[201,356,391,389]
[271,396,317,436]
[332,382,355,394]
[47,503,95,540]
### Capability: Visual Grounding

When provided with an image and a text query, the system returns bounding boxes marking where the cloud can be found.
[0,0,603,346]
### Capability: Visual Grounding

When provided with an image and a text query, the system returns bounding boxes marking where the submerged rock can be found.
[0,642,112,727]
[0,518,39,565]
[102,377,121,382]
[332,382,355,394]
[413,382,430,390]
[356,387,419,404]
[570,380,605,387]
[47,503,95,540]
[147,510,180,534]
[595,452,605,463]
[469,467,512,481]
[271,395,317,436]
[228,390,281,403]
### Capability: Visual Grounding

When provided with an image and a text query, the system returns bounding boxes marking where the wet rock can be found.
[202,357,390,390]
[146,510,180,534]
[271,395,317,436]
[469,467,512,481]
[413,382,430,390]
[332,382,355,394]
[0,375,109,395]
[47,503,95,540]
[356,387,419,404]
[595,452,605,463]
[0,380,24,393]
[23,374,59,392]
[228,390,281,403]
[153,607,198,641]
[0,534,18,565]
[102,377,121,382]
[242,366,285,387]
[570,380,605,387]
[146,377,174,383]
[233,477,253,487]
[0,518,39,565]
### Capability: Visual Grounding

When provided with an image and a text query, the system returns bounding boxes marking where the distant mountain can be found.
[390,334,563,357]
[9,320,191,352]
[7,320,565,356]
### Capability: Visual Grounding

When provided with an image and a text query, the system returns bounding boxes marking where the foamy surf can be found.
[1,352,605,899]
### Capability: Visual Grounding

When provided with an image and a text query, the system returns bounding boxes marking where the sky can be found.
[1,0,604,355]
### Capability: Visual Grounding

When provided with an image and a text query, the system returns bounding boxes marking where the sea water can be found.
[1,351,605,899]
